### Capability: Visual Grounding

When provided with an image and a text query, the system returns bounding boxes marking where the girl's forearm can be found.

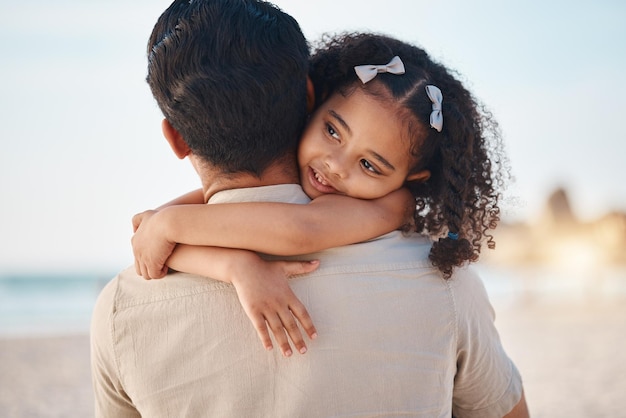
[166,244,258,282]
[158,189,413,255]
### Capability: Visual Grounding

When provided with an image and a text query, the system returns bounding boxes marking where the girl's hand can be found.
[230,253,320,357]
[132,210,156,233]
[131,210,175,279]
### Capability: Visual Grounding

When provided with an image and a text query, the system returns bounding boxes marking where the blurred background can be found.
[1,0,624,416]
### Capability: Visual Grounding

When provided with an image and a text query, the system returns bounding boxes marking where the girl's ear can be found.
[162,119,190,159]
[406,169,431,183]
[306,76,315,113]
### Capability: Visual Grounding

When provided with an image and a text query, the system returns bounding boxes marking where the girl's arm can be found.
[133,188,413,276]
[132,189,204,232]
[132,189,318,357]
[140,243,319,357]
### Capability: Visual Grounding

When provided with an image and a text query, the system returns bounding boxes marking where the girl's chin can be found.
[302,182,322,199]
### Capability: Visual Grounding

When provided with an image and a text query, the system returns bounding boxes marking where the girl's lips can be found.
[307,166,339,194]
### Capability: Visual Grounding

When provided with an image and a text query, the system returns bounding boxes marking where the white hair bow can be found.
[354,56,406,84]
[425,85,443,132]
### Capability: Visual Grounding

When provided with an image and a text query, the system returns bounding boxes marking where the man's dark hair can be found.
[147,0,309,175]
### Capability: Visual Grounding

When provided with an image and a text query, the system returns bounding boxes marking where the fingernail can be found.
[284,350,292,357]
[299,347,307,354]
[311,332,318,340]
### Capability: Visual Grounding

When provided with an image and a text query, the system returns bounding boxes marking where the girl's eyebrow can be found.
[369,151,396,171]
[328,110,351,134]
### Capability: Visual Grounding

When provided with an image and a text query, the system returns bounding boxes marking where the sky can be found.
[0,0,624,274]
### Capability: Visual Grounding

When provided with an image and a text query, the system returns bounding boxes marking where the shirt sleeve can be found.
[450,268,523,418]
[90,276,141,418]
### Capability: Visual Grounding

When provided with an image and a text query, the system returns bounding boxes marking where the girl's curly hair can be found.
[309,32,510,278]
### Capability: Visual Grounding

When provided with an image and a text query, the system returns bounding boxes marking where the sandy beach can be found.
[495,299,626,417]
[1,299,625,417]
[0,334,93,418]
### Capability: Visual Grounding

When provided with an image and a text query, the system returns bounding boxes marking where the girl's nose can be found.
[324,153,348,179]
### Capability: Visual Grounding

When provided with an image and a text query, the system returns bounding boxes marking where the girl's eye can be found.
[360,159,380,174]
[326,123,340,140]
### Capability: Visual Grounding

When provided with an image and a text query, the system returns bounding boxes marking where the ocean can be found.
[0,273,111,337]
[1,265,625,338]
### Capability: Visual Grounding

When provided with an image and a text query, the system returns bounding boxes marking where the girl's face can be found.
[298,88,429,200]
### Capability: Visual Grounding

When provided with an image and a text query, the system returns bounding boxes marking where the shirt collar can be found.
[207,184,310,205]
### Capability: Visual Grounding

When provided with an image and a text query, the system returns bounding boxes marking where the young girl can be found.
[132,32,508,357]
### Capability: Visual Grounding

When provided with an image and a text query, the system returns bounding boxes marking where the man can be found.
[91,0,529,416]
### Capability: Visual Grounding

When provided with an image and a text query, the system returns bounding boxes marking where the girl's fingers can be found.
[147,265,157,280]
[280,261,319,342]
[237,259,319,357]
[140,264,149,280]
[249,315,273,351]
[147,262,167,280]
[290,302,317,341]
[283,260,320,277]
[278,310,307,355]
[265,314,293,357]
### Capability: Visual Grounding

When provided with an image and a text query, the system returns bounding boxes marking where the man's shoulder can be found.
[311,231,434,272]
[447,266,490,302]
[445,266,495,323]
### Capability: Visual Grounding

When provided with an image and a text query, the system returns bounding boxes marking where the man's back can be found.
[92,192,521,417]
[96,0,525,415]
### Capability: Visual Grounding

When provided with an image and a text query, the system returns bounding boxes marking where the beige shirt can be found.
[91,184,522,418]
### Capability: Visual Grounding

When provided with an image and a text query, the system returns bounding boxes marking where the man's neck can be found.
[195,156,300,203]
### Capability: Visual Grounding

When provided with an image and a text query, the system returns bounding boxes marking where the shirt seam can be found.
[110,277,127,400]
[113,262,436,311]
[114,281,234,310]
[445,276,459,367]
[301,261,434,276]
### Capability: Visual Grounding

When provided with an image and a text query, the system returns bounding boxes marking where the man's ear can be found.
[406,169,431,183]
[162,119,190,159]
[306,76,315,114]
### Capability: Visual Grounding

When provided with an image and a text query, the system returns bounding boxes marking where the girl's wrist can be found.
[229,250,261,287]
[157,206,177,245]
